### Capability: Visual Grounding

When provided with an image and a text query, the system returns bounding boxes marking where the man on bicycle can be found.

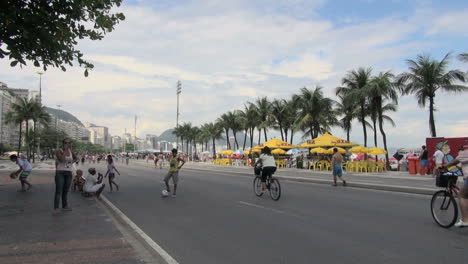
[254,147,277,192]
[442,145,468,227]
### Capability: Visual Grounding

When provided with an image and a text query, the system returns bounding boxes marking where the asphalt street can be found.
[88,163,467,264]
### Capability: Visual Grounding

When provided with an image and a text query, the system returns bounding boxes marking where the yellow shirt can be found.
[169,158,180,172]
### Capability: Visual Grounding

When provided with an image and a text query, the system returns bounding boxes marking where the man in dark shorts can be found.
[443,145,468,227]
[419,145,429,175]
[331,148,347,186]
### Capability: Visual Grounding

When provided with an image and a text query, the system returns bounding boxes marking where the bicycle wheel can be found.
[430,190,458,228]
[268,178,281,201]
[253,176,264,197]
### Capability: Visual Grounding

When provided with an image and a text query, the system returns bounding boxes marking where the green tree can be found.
[4,97,36,157]
[293,86,337,139]
[217,114,232,149]
[336,67,373,147]
[270,99,288,141]
[397,53,467,137]
[205,122,223,158]
[335,94,358,142]
[239,103,258,150]
[459,53,468,63]
[253,97,270,143]
[30,102,50,162]
[1,0,125,76]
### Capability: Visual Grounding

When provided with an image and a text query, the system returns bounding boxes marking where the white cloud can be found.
[427,9,468,35]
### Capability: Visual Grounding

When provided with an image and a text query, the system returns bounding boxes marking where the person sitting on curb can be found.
[9,154,33,192]
[83,168,105,199]
[72,169,85,192]
[441,145,468,228]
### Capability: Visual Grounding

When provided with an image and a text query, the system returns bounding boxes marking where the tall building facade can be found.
[111,136,122,150]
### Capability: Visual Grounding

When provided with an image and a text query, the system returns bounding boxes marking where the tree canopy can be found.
[0,0,125,76]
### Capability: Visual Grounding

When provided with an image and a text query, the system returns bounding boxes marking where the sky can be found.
[1,0,467,149]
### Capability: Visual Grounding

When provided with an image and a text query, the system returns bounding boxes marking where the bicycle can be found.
[430,169,462,228]
[253,166,281,201]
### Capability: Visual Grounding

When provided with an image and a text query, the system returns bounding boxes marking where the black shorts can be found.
[261,167,276,182]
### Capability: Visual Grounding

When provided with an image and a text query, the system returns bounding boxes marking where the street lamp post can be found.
[176,81,181,150]
[36,72,44,162]
[56,104,61,149]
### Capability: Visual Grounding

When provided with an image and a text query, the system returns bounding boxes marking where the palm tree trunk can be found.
[373,118,378,147]
[263,128,267,142]
[346,129,350,142]
[17,122,23,155]
[180,137,184,151]
[284,129,288,142]
[310,125,314,139]
[360,103,367,147]
[233,130,239,149]
[243,129,248,150]
[212,138,216,158]
[279,125,284,141]
[290,129,294,144]
[429,96,436,137]
[378,111,390,170]
[225,129,230,149]
[257,129,261,145]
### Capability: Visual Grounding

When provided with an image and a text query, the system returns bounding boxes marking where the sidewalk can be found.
[0,170,149,264]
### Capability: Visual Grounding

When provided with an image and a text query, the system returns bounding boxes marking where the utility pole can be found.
[56,105,61,149]
[176,81,181,150]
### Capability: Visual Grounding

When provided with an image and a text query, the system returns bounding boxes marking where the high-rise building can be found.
[86,123,110,149]
[47,107,90,142]
[111,136,122,150]
[146,134,158,149]
[0,89,20,147]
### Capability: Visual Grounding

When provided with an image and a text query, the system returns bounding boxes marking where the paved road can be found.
[89,163,467,264]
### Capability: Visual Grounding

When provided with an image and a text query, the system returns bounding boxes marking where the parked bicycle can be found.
[253,166,281,201]
[430,169,462,228]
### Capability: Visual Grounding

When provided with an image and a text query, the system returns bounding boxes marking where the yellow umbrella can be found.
[221,150,233,155]
[349,146,369,154]
[262,138,298,149]
[251,148,262,153]
[367,147,387,155]
[271,148,286,155]
[299,132,359,148]
[244,150,250,155]
[326,147,346,154]
[310,147,327,154]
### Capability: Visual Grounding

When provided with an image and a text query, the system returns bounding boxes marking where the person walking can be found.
[104,155,120,192]
[54,138,77,214]
[442,145,468,227]
[163,149,185,197]
[331,148,347,186]
[419,145,429,175]
[9,154,33,192]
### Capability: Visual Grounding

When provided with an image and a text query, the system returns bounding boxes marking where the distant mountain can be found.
[158,129,177,142]
[45,106,84,127]
[158,128,250,148]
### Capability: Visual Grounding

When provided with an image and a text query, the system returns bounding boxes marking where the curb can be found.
[183,167,437,196]
[100,195,179,264]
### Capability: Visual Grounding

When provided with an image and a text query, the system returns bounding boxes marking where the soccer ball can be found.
[161,189,169,197]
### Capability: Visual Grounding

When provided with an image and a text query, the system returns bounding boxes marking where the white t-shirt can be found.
[107,163,116,174]
[17,158,32,172]
[260,154,276,167]
[83,173,98,192]
[434,150,444,164]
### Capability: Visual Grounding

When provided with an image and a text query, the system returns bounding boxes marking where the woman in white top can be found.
[104,155,121,192]
[54,138,77,213]
[255,147,277,192]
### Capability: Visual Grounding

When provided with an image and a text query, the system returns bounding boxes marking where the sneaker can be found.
[454,219,468,228]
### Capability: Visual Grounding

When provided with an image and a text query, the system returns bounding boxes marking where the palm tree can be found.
[180,123,193,154]
[4,97,36,157]
[335,94,358,142]
[30,102,50,162]
[459,53,468,63]
[293,86,337,139]
[244,102,259,148]
[336,67,373,147]
[205,122,223,158]
[217,113,232,150]
[253,97,270,142]
[226,111,242,150]
[172,126,183,151]
[270,99,288,141]
[283,98,299,144]
[397,53,467,137]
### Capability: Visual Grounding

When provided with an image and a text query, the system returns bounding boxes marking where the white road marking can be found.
[238,201,304,220]
[101,195,179,264]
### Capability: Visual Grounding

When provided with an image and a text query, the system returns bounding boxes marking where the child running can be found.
[163,149,185,197]
[104,155,121,192]
[10,154,33,192]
